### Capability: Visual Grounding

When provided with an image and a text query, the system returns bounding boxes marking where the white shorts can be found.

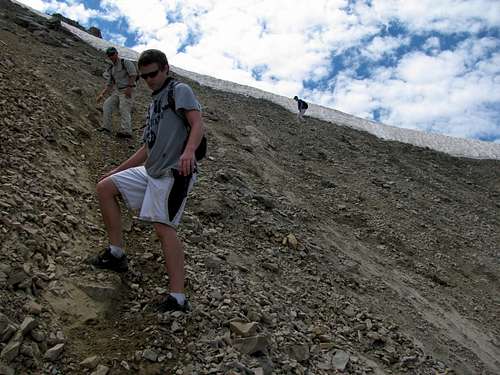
[111,166,196,227]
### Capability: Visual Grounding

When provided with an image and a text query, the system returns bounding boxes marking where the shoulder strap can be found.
[166,78,180,111]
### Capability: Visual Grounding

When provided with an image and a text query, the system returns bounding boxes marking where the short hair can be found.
[138,49,169,70]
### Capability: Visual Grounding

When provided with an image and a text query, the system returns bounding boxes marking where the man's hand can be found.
[124,87,132,98]
[178,150,196,176]
[96,93,103,102]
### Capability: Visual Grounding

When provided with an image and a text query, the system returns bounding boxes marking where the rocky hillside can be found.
[1,1,499,374]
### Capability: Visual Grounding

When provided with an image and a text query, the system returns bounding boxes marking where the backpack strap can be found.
[165,77,207,161]
[166,78,190,130]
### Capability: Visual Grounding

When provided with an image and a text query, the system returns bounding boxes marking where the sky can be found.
[18,0,500,143]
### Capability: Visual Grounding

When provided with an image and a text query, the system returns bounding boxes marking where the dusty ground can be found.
[0,1,499,374]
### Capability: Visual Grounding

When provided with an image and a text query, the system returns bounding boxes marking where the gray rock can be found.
[1,325,16,343]
[0,340,21,363]
[44,343,64,361]
[253,194,275,209]
[90,365,109,375]
[20,341,40,358]
[70,87,83,95]
[204,255,223,271]
[0,314,11,335]
[80,355,100,369]
[0,362,15,375]
[343,305,356,318]
[30,329,46,342]
[332,350,350,371]
[24,301,43,315]
[229,321,259,337]
[233,335,269,355]
[19,316,37,336]
[7,269,29,287]
[288,344,310,362]
[142,349,158,362]
[77,279,122,302]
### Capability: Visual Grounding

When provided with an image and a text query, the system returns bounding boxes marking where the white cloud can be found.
[107,31,126,46]
[423,36,440,53]
[328,37,500,139]
[362,35,410,60]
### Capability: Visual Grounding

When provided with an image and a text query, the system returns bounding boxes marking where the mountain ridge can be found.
[12,0,500,160]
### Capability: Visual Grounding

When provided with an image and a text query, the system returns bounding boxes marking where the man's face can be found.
[139,63,168,91]
[107,52,118,63]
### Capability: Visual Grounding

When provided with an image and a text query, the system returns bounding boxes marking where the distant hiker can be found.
[294,95,308,121]
[96,46,137,138]
[88,49,205,313]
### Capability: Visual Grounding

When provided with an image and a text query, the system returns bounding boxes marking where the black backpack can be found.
[301,100,308,109]
[166,78,207,161]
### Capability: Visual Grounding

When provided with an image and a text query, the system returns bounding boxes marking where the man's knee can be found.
[96,177,119,198]
[154,224,178,244]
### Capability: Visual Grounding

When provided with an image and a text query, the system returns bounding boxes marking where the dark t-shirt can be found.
[297,99,308,111]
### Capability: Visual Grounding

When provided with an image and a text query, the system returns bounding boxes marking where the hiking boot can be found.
[116,132,132,139]
[155,295,190,313]
[87,247,128,273]
[96,127,111,133]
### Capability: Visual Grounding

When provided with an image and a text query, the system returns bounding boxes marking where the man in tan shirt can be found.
[96,47,137,138]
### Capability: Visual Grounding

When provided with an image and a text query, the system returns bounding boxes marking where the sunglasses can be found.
[140,69,161,80]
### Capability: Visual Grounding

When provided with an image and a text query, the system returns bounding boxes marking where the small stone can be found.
[0,313,12,334]
[30,329,46,342]
[288,344,310,362]
[142,349,158,362]
[230,321,259,337]
[44,343,64,361]
[80,355,99,369]
[343,305,356,318]
[171,321,182,333]
[55,330,65,343]
[0,340,21,363]
[91,365,109,375]
[204,255,223,271]
[19,316,37,336]
[332,350,350,371]
[282,233,298,249]
[0,363,15,375]
[1,325,16,343]
[233,335,269,355]
[25,301,43,315]
[367,331,382,341]
[70,87,83,95]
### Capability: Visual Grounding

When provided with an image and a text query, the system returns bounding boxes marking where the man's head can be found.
[293,96,298,101]
[105,46,118,63]
[138,49,170,91]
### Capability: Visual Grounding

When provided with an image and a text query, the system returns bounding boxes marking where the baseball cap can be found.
[105,47,118,56]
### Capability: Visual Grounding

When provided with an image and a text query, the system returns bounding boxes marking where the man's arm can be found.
[99,145,147,181]
[179,110,204,176]
[96,83,113,102]
[124,60,137,98]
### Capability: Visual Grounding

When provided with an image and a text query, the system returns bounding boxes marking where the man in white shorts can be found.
[88,49,205,313]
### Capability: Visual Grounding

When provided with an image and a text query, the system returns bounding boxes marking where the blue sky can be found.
[20,0,500,142]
